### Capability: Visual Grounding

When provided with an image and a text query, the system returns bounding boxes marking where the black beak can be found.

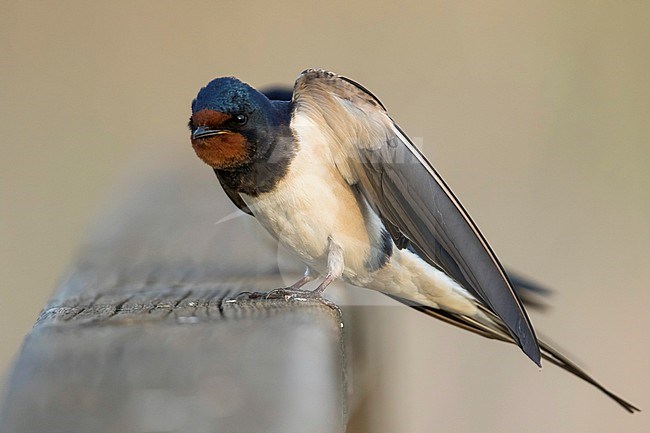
[192,126,227,140]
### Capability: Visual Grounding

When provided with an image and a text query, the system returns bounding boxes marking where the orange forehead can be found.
[191,109,230,126]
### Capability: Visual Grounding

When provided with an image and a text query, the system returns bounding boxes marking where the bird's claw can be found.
[227,288,323,302]
[226,288,340,316]
[265,288,342,316]
[265,287,318,301]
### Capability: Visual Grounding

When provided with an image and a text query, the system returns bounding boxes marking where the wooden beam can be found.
[0,161,351,433]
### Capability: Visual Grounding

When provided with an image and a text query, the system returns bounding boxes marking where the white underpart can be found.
[241,114,477,316]
[370,248,478,315]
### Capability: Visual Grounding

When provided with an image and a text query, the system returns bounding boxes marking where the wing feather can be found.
[388,294,639,412]
[214,169,253,216]
[292,69,541,364]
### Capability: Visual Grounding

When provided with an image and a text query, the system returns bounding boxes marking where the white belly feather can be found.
[241,134,374,280]
[241,120,478,317]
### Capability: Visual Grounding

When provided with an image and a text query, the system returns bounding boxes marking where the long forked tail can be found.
[387,294,640,413]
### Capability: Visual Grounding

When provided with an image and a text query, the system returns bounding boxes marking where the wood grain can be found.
[0,162,351,433]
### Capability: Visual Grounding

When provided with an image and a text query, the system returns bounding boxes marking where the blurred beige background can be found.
[1,1,648,432]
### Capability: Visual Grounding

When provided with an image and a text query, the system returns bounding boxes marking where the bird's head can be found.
[189,77,278,170]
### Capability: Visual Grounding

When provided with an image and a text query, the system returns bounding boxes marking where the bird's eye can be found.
[234,114,248,125]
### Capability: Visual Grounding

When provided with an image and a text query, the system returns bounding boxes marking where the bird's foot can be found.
[229,288,325,302]
[265,287,321,301]
[265,287,340,313]
[226,288,341,318]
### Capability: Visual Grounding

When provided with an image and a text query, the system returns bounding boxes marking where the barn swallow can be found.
[188,69,638,412]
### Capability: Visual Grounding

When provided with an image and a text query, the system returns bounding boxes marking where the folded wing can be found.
[291,69,541,365]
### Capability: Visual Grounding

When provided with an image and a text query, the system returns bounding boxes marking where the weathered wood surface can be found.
[0,162,351,433]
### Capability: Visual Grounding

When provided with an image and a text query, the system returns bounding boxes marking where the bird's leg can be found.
[288,266,316,290]
[233,268,315,301]
[266,237,343,301]
[311,238,343,295]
